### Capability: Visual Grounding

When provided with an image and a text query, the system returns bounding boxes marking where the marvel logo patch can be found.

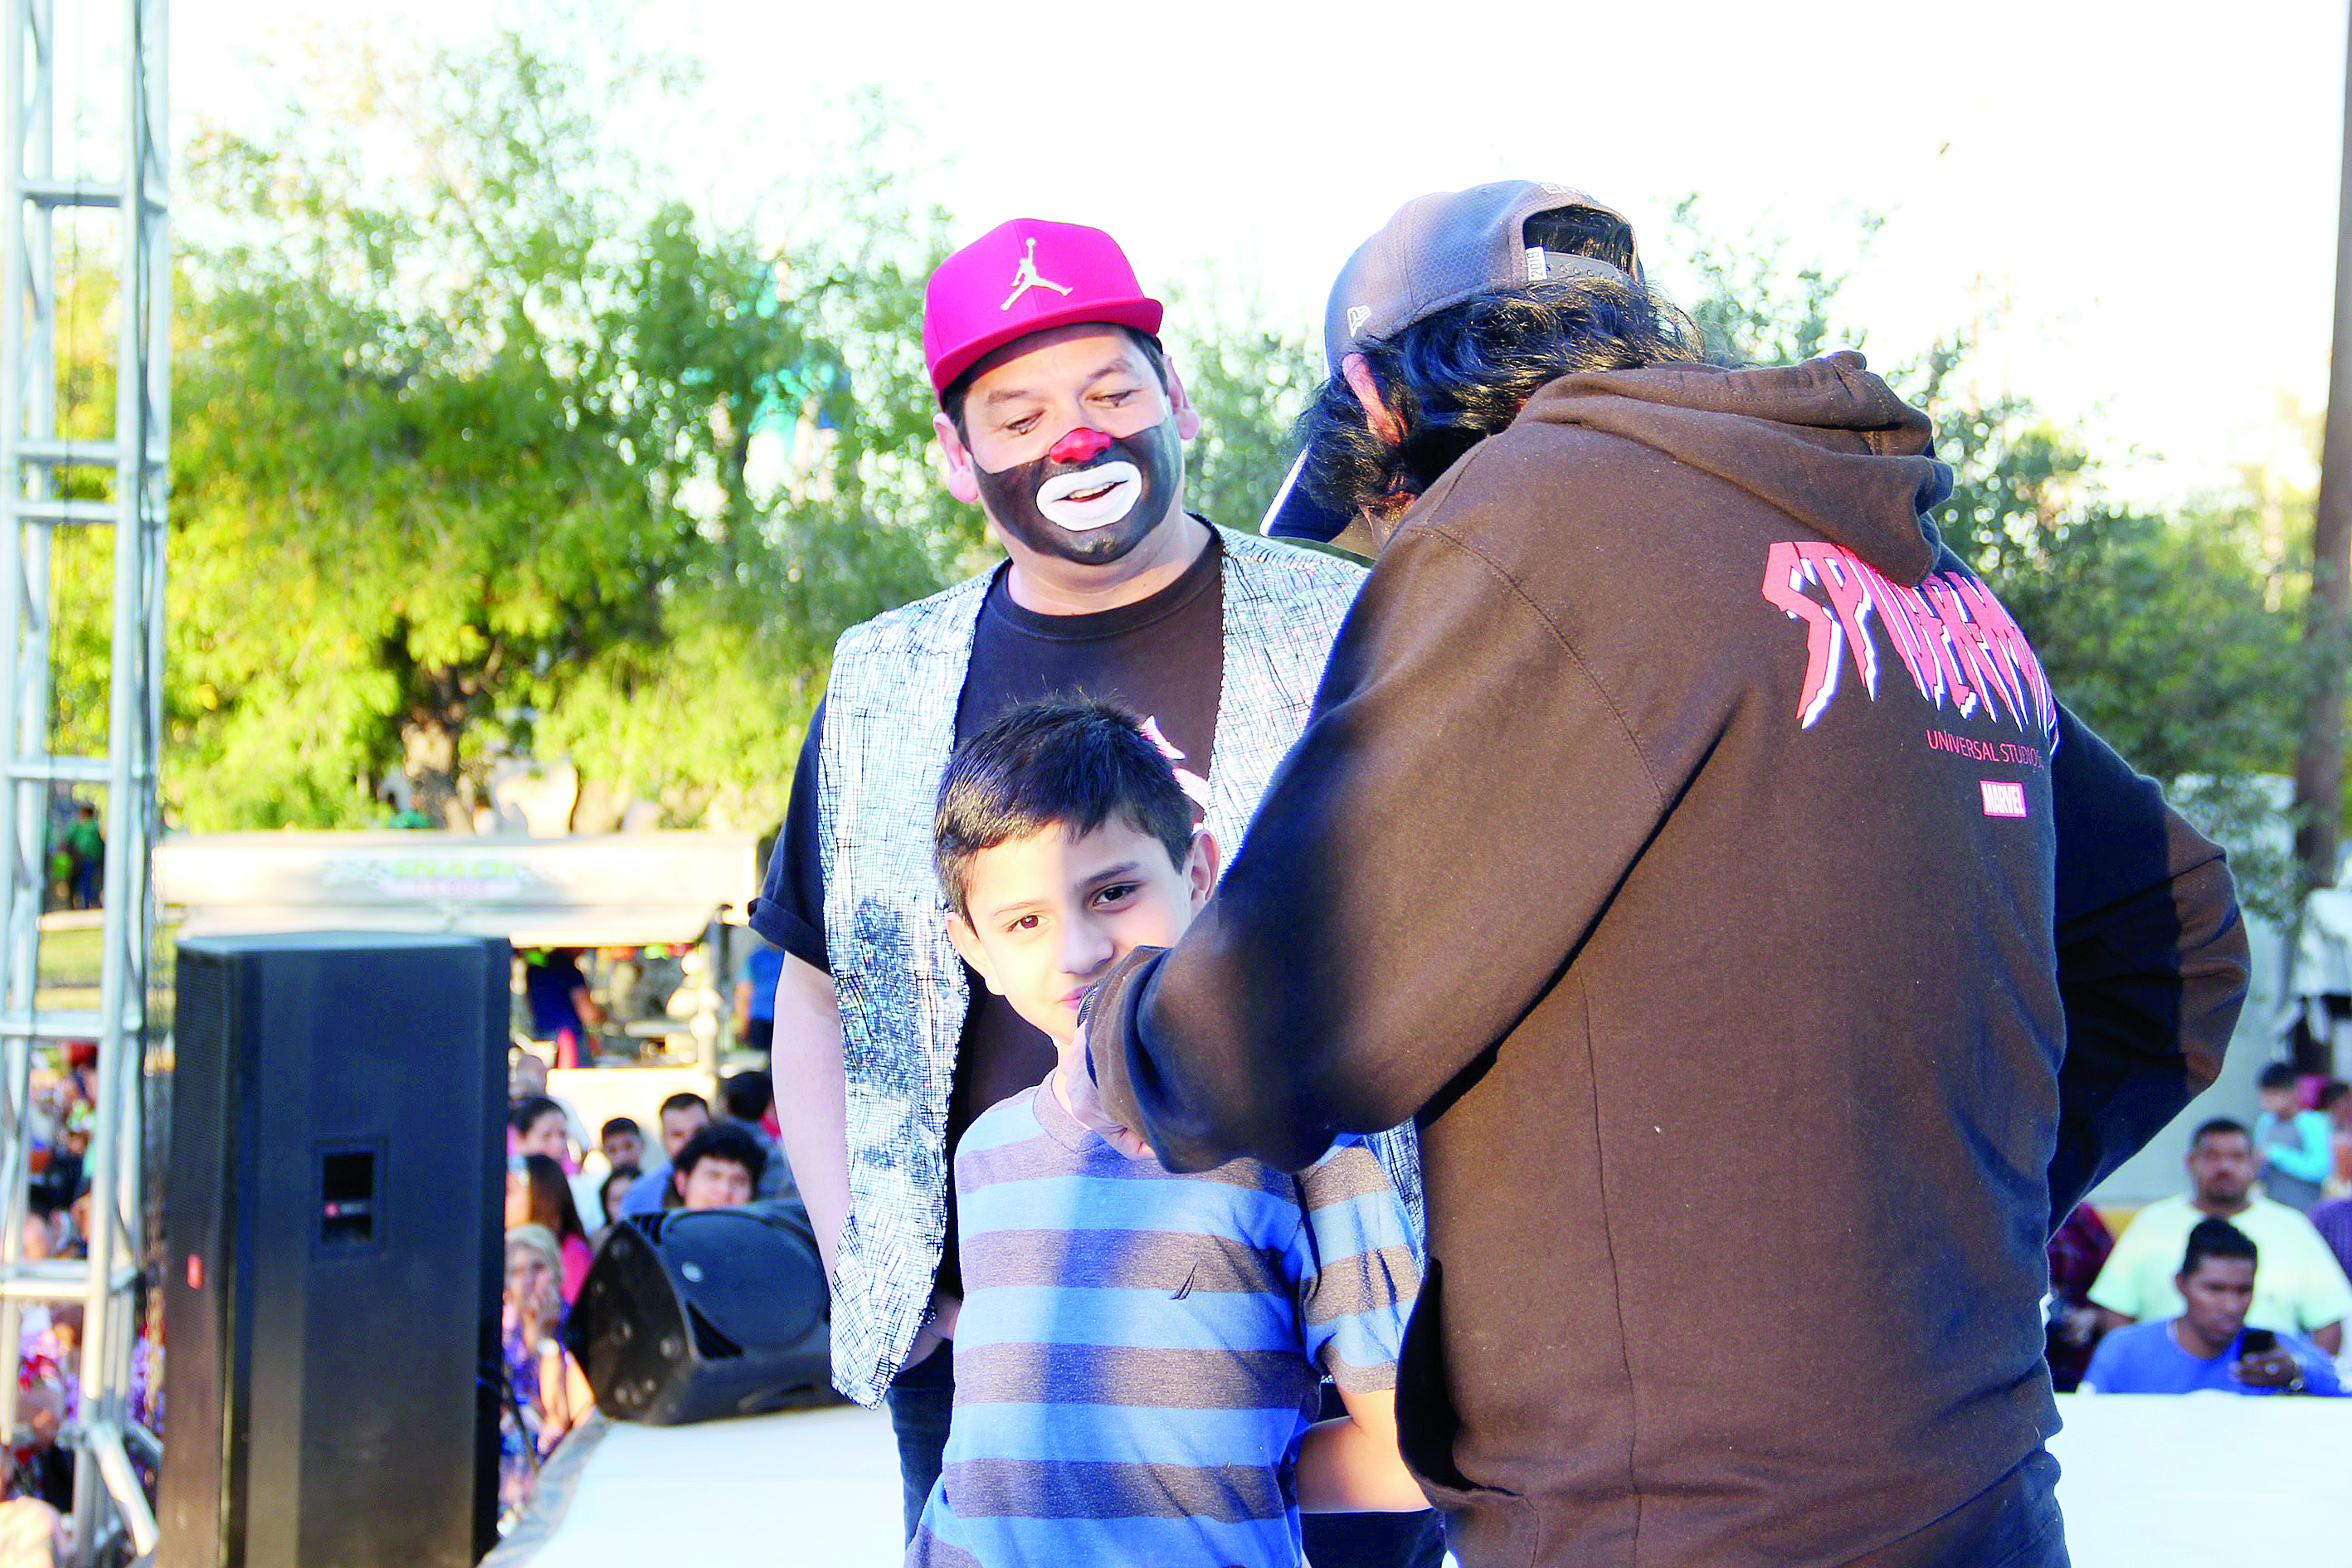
[1980,780,2028,818]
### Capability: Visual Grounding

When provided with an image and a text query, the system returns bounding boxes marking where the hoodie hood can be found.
[1513,350,1950,587]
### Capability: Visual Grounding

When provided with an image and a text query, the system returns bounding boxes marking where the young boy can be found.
[599,1115,645,1173]
[2253,1063,2331,1212]
[668,1121,767,1211]
[909,699,1428,1567]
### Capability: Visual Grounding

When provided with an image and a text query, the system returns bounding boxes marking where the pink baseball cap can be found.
[923,218,1165,400]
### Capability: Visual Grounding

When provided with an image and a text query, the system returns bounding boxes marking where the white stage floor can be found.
[489,1392,2348,1566]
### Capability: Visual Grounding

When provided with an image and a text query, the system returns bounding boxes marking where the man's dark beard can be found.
[971,417,1182,567]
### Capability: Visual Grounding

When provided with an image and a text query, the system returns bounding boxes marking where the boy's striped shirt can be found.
[906,1083,1419,1567]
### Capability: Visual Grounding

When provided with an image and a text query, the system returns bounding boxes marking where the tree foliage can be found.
[1666,202,2320,920]
[165,33,959,831]
[137,51,2330,913]
[1161,272,1322,537]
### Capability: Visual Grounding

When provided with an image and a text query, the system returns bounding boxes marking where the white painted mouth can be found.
[1036,461,1142,532]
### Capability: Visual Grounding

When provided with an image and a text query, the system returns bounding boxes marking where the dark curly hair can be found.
[1296,275,1702,526]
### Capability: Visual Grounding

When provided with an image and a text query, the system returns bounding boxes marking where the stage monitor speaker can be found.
[565,1199,832,1425]
[158,933,507,1568]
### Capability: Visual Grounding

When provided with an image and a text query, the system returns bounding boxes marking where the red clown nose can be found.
[1048,427,1114,465]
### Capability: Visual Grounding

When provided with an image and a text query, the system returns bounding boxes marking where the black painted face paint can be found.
[970,414,1183,567]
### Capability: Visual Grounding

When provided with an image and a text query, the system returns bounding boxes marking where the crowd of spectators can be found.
[496,1014,796,1532]
[2082,1219,2343,1395]
[2,1041,162,1566]
[505,1151,593,1305]
[2052,1079,2352,1403]
[498,1224,592,1520]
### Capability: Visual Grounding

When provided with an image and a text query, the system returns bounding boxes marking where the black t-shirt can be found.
[749,529,1225,1295]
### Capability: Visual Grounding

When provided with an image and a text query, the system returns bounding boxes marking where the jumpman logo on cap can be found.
[1001,238,1074,311]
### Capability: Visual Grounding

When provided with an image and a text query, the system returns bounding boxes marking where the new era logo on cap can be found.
[1313,180,1640,377]
[1265,178,1642,546]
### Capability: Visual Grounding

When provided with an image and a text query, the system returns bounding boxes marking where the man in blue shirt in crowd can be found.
[523,947,602,1067]
[735,937,785,1058]
[2083,1219,2343,1396]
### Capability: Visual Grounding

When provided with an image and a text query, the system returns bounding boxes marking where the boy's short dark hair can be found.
[2256,1062,2300,1093]
[673,1120,767,1186]
[509,1095,563,1137]
[722,1069,774,1122]
[933,699,1194,917]
[600,1115,641,1142]
[659,1091,709,1119]
[2179,1216,2257,1277]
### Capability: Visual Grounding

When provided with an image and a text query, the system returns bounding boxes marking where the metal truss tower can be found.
[0,0,168,1561]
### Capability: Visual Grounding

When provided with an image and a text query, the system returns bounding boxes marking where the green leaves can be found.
[1166,275,1322,537]
[1668,201,2323,920]
[163,27,965,831]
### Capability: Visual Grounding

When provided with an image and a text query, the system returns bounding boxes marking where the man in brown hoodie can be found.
[1079,183,2249,1567]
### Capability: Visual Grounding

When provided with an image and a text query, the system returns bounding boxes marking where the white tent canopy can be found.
[153,830,758,948]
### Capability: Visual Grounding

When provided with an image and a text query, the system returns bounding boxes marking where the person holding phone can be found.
[2082,1219,2344,1395]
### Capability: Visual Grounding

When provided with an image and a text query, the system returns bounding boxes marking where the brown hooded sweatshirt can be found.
[1089,353,2247,1566]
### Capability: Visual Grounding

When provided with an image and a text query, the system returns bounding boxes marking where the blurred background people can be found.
[617,1093,710,1218]
[2044,1201,2114,1393]
[499,1224,593,1527]
[506,1155,592,1305]
[2254,1063,2332,1213]
[719,1070,792,1201]
[2090,1118,2351,1354]
[509,1096,572,1166]
[62,806,100,912]
[670,1122,764,1211]
[508,1049,590,1155]
[2315,1079,2350,1198]
[2082,1220,2343,1396]
[734,937,784,1060]
[596,1166,640,1240]
[521,947,603,1068]
[598,1116,644,1173]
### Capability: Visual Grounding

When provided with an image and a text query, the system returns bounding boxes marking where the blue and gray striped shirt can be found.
[906,1083,1419,1567]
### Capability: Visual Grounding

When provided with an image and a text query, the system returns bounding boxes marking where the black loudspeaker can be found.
[565,1199,832,1425]
[159,933,506,1568]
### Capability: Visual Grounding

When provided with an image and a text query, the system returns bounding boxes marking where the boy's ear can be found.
[946,911,1006,996]
[1186,829,1221,911]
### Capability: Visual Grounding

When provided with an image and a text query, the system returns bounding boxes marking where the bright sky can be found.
[151,0,2351,510]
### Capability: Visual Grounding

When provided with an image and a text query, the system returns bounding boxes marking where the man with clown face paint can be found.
[937,322,1191,574]
[745,217,1438,1566]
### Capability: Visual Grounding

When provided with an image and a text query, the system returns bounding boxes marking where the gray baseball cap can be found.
[1263,180,1642,545]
